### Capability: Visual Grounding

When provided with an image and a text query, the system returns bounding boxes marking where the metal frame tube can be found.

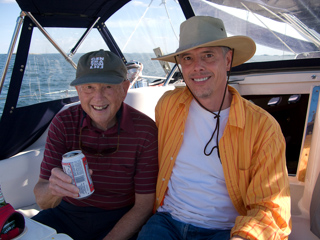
[25,11,77,69]
[98,22,126,62]
[163,64,178,86]
[69,17,100,57]
[0,12,25,95]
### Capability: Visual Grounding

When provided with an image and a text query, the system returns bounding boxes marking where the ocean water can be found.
[0,53,167,117]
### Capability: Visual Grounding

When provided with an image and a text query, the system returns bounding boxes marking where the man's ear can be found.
[75,86,80,95]
[122,79,130,92]
[122,80,131,99]
[226,50,233,71]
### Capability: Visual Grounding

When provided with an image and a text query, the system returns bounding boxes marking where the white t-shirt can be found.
[158,99,238,229]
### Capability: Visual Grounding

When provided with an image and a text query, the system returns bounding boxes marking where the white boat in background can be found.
[0,0,320,239]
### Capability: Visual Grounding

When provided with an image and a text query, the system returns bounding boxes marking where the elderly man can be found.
[138,16,291,240]
[32,50,158,240]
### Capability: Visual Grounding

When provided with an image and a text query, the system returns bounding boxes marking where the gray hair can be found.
[221,46,231,56]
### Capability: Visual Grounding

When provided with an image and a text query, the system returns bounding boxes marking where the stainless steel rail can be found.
[68,17,100,58]
[25,11,77,69]
[163,64,178,86]
[0,12,25,95]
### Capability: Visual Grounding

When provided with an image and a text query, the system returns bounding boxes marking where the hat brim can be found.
[70,72,125,86]
[152,36,256,67]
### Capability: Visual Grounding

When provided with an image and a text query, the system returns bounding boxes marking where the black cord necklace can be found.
[202,81,228,158]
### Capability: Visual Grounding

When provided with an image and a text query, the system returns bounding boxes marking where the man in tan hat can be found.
[32,50,158,240]
[138,16,291,240]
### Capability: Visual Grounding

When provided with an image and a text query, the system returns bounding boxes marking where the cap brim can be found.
[70,72,125,86]
[152,36,256,67]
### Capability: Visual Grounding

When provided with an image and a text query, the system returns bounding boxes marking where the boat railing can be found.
[0,12,24,95]
[24,11,77,69]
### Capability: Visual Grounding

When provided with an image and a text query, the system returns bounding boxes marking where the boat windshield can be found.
[1,0,185,116]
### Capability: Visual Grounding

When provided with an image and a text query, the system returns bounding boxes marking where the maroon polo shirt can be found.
[40,103,158,210]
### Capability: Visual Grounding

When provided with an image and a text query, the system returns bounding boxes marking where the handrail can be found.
[0,12,25,95]
[163,64,178,86]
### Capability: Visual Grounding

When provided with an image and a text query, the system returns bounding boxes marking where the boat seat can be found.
[0,102,81,215]
[16,203,41,218]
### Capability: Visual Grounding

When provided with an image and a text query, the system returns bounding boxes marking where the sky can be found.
[0,0,21,53]
[0,0,185,55]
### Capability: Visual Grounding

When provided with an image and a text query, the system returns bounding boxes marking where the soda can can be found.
[62,150,94,199]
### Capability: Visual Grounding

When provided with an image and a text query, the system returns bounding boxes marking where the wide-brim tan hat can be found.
[152,16,256,67]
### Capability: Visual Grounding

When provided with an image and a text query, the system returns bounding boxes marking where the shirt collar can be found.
[178,86,194,108]
[227,86,245,129]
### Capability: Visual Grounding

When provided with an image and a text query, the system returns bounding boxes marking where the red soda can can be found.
[62,150,94,199]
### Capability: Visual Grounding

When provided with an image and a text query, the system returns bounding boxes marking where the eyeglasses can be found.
[79,126,119,156]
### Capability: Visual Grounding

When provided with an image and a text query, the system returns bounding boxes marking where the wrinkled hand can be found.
[48,167,79,198]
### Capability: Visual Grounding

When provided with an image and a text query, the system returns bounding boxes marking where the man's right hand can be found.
[48,167,79,198]
[33,167,80,209]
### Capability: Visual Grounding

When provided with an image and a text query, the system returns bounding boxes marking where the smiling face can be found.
[76,80,130,130]
[179,46,232,111]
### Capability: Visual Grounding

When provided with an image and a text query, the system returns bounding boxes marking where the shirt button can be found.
[181,132,183,135]
[162,178,165,181]
[170,157,173,160]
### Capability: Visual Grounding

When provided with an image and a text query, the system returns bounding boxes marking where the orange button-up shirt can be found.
[155,86,291,239]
